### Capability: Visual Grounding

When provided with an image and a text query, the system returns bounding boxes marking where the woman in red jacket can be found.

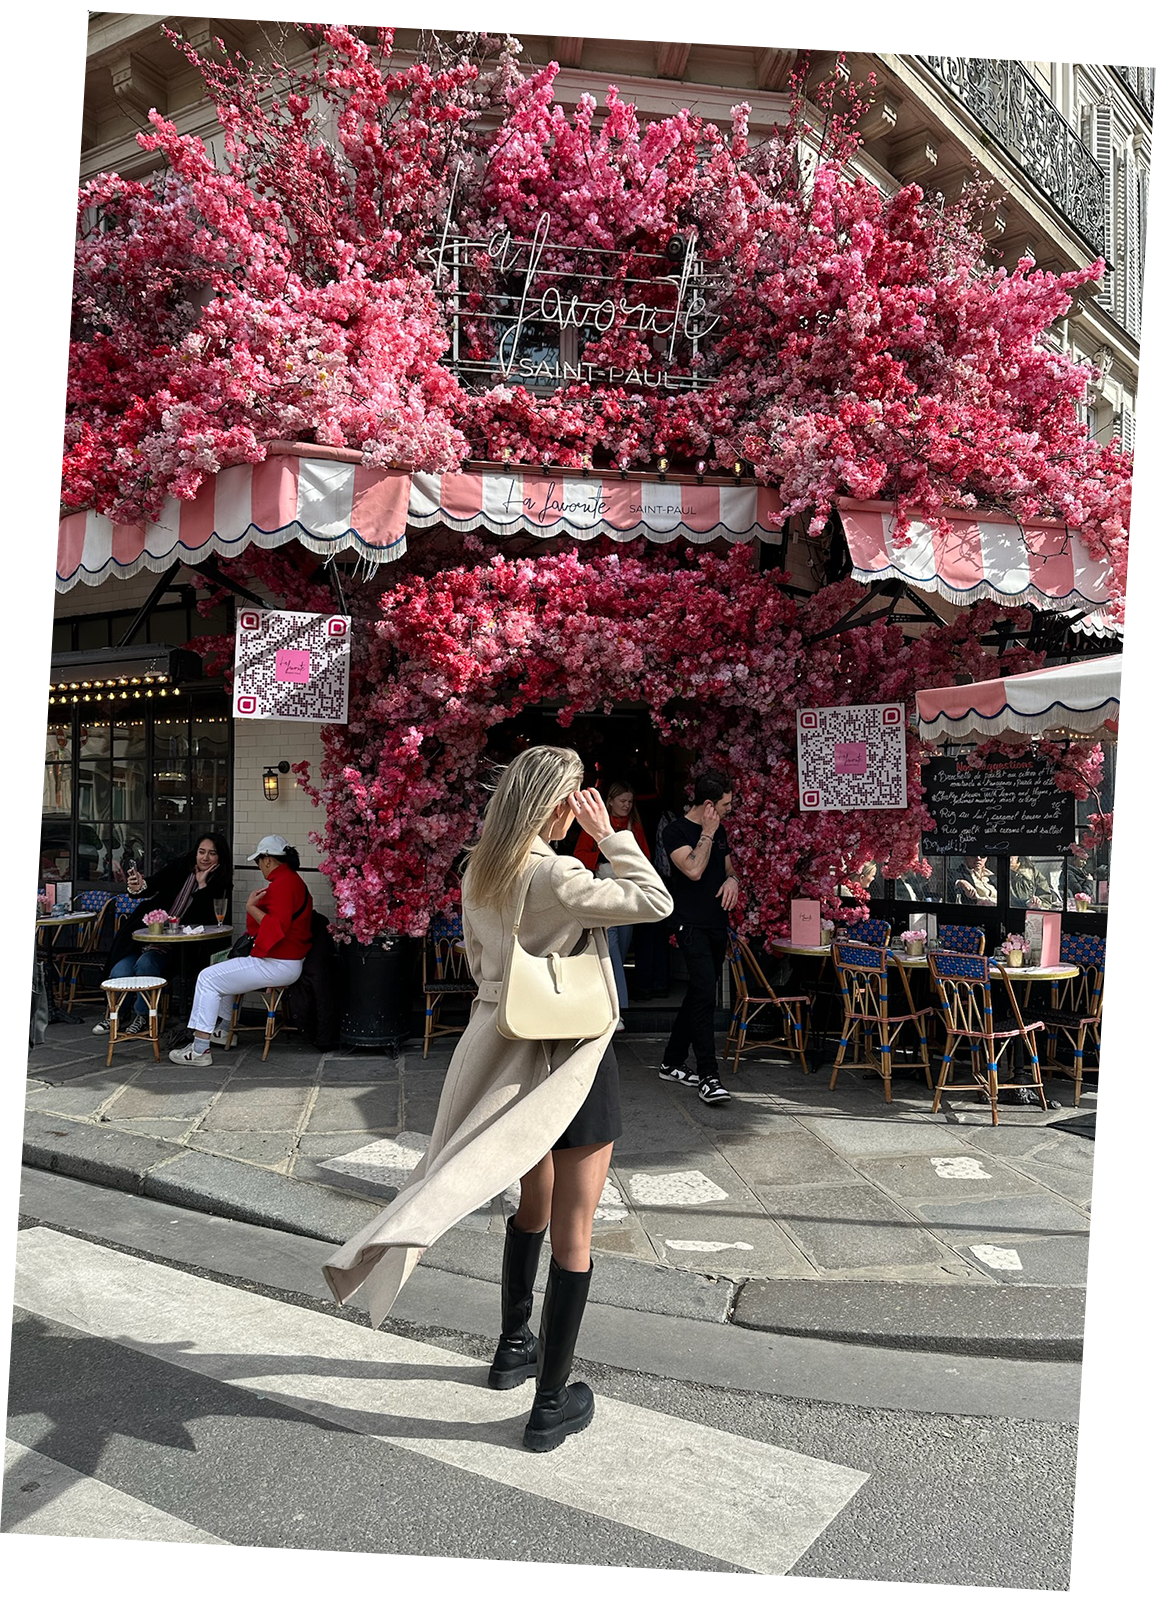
[169,834,313,1064]
[573,781,649,1032]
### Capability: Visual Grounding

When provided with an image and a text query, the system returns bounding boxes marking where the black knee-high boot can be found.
[488,1216,548,1390]
[522,1255,594,1452]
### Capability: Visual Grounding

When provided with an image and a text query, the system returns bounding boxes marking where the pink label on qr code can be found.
[834,741,868,776]
[275,649,311,685]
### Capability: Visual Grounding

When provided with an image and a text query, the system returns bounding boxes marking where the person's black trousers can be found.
[633,911,673,993]
[663,924,727,1074]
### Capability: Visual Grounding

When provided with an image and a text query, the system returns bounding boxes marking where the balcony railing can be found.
[919,56,1107,255]
[1111,65,1155,116]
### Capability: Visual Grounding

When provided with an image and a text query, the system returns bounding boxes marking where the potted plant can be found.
[899,927,928,957]
[998,932,1030,968]
[820,918,835,946]
[1074,892,1092,911]
[142,908,172,935]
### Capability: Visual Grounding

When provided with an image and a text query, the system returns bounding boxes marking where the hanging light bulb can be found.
[696,460,707,477]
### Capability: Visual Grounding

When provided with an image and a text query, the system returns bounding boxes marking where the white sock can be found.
[192,1037,211,1055]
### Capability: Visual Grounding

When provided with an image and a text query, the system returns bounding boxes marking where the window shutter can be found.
[1126,159,1142,336]
[1121,408,1136,451]
[1091,102,1115,310]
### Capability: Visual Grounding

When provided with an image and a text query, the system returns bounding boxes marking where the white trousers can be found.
[188,955,304,1035]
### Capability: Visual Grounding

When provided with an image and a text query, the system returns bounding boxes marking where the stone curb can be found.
[25,1109,1083,1357]
[733,1278,1085,1361]
[22,1110,732,1322]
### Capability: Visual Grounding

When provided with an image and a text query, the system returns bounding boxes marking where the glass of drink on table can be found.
[213,897,228,926]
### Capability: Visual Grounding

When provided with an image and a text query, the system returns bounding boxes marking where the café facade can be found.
[48,25,1126,1000]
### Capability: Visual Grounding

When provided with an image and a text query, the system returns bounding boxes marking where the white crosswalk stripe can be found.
[4,1438,227,1543]
[13,1228,869,1573]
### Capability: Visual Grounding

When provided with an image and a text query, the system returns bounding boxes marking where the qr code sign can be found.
[233,609,351,724]
[796,703,908,811]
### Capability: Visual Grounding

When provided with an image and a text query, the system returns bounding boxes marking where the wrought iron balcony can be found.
[918,56,1107,255]
[1111,65,1154,116]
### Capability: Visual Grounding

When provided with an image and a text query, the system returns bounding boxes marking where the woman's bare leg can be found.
[514,1150,554,1234]
[548,1142,613,1271]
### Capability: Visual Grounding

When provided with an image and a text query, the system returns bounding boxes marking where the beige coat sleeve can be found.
[546,831,673,928]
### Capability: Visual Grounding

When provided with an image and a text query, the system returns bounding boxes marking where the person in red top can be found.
[169,835,313,1063]
[573,782,650,1032]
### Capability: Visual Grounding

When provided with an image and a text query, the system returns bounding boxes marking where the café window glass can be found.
[1008,854,1064,910]
[944,854,999,908]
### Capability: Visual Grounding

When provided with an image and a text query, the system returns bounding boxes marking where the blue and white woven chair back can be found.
[833,941,887,974]
[1060,933,1106,972]
[852,917,891,947]
[75,888,113,912]
[929,950,989,984]
[939,924,984,955]
[429,910,464,942]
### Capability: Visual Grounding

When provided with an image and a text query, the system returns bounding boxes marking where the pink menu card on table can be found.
[790,898,822,946]
[1024,911,1061,967]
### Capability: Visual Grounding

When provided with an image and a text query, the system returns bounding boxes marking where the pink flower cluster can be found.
[231,541,1048,941]
[64,28,1130,612]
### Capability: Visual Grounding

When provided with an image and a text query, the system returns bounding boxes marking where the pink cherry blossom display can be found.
[180,536,1102,943]
[66,27,1129,618]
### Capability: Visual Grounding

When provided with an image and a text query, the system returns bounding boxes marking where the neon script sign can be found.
[423,201,721,391]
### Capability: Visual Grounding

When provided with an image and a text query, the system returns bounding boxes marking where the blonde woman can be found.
[324,746,672,1452]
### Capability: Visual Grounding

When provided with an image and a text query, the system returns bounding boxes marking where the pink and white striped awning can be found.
[914,655,1122,744]
[838,498,1115,625]
[56,443,785,591]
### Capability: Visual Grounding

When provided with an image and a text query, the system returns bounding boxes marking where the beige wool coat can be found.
[322,829,673,1325]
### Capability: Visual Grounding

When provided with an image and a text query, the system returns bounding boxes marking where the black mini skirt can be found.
[553,1041,622,1149]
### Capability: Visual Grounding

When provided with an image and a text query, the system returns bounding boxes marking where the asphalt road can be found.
[3,1172,1079,1587]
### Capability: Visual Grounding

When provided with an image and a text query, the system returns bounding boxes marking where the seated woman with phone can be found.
[96,832,233,1036]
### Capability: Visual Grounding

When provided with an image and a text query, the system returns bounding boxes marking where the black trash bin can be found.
[338,934,418,1051]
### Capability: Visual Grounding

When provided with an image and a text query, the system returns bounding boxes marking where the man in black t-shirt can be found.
[659,770,739,1105]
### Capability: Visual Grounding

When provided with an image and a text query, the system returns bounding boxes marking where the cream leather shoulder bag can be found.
[496,859,616,1041]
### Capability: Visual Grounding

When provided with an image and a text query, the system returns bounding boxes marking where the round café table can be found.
[132,924,233,1025]
[35,912,96,1025]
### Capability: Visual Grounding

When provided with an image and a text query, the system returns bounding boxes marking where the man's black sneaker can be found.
[658,1064,701,1086]
[698,1077,731,1104]
[122,1013,149,1036]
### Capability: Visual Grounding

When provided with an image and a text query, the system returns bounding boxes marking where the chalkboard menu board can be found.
[921,756,1076,855]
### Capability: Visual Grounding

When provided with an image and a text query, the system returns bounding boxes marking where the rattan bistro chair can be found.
[1042,933,1106,1106]
[60,890,115,1011]
[422,912,477,1058]
[850,916,892,948]
[927,950,1047,1126]
[830,941,934,1101]
[99,975,167,1066]
[938,924,986,956]
[725,932,812,1074]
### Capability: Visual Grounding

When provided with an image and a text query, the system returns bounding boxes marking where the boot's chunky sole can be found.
[522,1382,595,1452]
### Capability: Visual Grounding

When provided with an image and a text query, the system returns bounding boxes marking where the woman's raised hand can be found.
[568,788,613,842]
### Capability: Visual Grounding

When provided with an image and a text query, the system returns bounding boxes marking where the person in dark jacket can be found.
[95,832,232,1036]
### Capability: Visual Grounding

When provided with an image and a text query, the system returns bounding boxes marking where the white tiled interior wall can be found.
[231,718,335,923]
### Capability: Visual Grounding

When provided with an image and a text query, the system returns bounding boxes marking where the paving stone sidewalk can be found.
[22,1022,1095,1356]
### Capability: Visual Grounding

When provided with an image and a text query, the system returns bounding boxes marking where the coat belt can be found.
[475,979,502,1004]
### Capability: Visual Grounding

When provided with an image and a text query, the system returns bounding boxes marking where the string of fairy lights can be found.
[47,673,180,706]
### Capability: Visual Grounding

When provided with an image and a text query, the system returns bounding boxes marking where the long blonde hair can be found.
[464,745,584,909]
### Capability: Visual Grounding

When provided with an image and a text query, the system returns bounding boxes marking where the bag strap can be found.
[511,858,547,935]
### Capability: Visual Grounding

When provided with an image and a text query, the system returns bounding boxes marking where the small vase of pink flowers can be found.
[899,928,927,956]
[999,933,1030,968]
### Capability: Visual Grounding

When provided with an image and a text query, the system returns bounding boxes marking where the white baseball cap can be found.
[247,834,291,861]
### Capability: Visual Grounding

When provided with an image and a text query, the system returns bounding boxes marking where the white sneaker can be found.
[210,1025,235,1049]
[168,1041,212,1065]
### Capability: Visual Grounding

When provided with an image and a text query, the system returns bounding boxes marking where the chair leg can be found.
[262,989,279,1061]
[1073,1026,1085,1108]
[227,996,240,1049]
[148,990,161,1062]
[424,999,437,1059]
[931,1044,957,1113]
[105,992,123,1068]
[880,1029,892,1103]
